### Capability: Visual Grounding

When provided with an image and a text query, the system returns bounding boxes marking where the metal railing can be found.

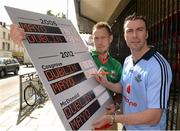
[16,72,48,124]
[110,0,180,129]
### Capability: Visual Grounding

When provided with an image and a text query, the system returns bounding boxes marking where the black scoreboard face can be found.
[69,100,100,130]
[26,34,67,43]
[50,72,87,95]
[63,91,96,119]
[44,63,82,81]
[19,22,62,34]
[19,22,67,44]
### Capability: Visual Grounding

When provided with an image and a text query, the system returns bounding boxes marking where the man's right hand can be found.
[105,103,116,115]
[10,24,26,44]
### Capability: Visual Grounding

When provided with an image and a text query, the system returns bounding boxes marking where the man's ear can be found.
[146,31,148,39]
[110,35,113,43]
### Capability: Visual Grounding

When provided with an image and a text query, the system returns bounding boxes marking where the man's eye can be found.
[101,36,107,39]
[126,30,133,33]
[137,28,145,31]
[94,37,98,40]
[138,29,143,31]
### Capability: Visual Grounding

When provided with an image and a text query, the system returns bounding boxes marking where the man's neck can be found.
[97,52,109,64]
[98,52,108,59]
[131,46,150,63]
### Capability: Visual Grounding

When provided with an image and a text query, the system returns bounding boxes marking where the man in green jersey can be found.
[90,22,122,101]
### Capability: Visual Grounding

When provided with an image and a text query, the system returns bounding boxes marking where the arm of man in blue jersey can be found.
[92,53,172,130]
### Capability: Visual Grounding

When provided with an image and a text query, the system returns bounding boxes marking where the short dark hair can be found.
[123,13,147,30]
[92,21,112,35]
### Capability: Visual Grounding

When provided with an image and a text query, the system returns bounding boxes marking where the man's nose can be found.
[132,31,137,38]
[97,38,103,43]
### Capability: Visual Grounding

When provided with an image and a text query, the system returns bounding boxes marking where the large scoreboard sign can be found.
[5,6,113,130]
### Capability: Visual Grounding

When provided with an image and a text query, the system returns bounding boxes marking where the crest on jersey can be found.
[135,74,142,82]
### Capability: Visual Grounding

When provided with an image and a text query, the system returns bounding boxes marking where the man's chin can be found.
[97,50,108,55]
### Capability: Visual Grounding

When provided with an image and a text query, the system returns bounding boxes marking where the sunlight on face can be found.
[124,19,148,52]
[92,28,112,54]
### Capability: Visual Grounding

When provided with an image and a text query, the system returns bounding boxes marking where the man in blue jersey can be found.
[92,13,172,130]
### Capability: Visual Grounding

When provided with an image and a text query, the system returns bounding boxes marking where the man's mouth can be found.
[97,46,104,48]
[131,41,140,43]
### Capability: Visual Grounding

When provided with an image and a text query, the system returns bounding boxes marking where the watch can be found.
[110,115,115,125]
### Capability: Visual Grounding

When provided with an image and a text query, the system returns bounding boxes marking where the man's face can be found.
[124,19,148,52]
[92,27,113,54]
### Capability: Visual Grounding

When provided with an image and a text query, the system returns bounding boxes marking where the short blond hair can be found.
[92,21,112,35]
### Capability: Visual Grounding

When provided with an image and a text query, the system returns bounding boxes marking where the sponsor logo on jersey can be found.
[124,83,138,107]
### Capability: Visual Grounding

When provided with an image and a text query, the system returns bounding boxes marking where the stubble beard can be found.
[96,48,108,55]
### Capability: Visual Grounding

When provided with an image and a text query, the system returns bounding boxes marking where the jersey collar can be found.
[90,48,110,57]
[90,48,110,64]
[133,47,156,65]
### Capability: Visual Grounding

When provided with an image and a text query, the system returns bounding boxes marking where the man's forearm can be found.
[115,109,163,125]
[105,82,122,94]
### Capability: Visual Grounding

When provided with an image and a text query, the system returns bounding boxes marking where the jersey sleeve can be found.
[114,61,122,82]
[146,60,171,109]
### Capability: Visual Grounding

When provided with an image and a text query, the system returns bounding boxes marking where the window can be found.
[3,32,6,39]
[2,42,5,50]
[8,33,10,40]
[7,43,10,50]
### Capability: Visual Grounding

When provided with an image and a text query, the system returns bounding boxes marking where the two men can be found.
[92,13,172,130]
[10,13,172,130]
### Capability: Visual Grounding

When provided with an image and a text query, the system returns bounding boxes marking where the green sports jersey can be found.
[90,49,122,83]
[90,49,122,100]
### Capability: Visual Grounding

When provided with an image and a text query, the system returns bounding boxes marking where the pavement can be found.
[1,99,123,131]
[0,65,123,131]
[0,65,64,131]
[0,100,64,131]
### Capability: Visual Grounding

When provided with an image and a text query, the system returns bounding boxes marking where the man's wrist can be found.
[114,102,121,110]
[109,114,115,125]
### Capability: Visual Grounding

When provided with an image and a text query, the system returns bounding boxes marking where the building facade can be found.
[0,22,24,58]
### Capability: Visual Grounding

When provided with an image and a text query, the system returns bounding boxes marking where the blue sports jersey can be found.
[121,48,172,130]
